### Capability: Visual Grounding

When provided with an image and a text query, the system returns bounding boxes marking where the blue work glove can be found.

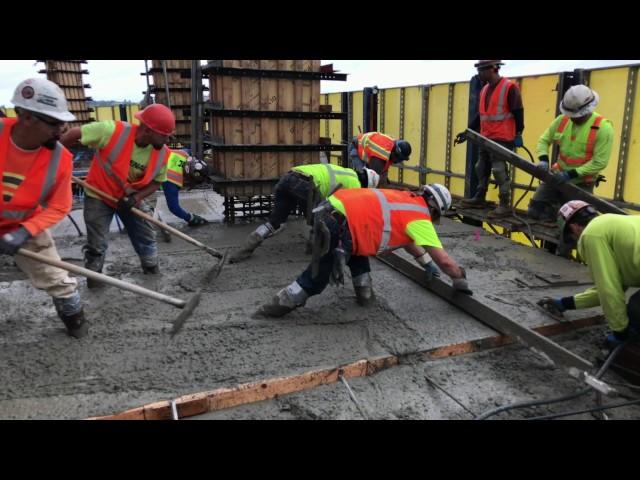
[0,226,32,255]
[537,161,549,171]
[423,261,441,282]
[514,134,523,148]
[538,297,566,316]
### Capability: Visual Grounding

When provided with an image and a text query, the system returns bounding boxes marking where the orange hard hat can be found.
[134,103,175,136]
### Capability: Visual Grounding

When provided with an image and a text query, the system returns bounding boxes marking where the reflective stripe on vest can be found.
[94,122,134,189]
[479,77,514,122]
[557,116,604,165]
[325,164,358,192]
[372,189,431,254]
[358,133,394,167]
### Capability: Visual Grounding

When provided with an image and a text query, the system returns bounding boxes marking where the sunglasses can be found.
[31,111,64,127]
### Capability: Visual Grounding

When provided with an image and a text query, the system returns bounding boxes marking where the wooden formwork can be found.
[207,60,322,197]
[38,60,94,128]
[148,60,192,141]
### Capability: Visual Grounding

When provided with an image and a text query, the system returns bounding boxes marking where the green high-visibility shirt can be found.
[536,112,614,183]
[291,163,361,198]
[80,120,168,198]
[574,214,640,332]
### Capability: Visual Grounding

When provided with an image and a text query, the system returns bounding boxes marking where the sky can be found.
[1,60,639,107]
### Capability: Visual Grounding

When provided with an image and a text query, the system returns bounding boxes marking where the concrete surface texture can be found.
[0,191,638,419]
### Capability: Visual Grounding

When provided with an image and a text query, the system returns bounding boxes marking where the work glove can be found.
[537,297,566,316]
[423,261,441,282]
[537,161,549,171]
[514,134,523,148]
[551,171,572,185]
[116,194,138,213]
[188,214,208,227]
[329,246,347,286]
[452,266,473,295]
[453,131,467,146]
[0,226,32,255]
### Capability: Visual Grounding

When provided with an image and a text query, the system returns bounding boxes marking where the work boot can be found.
[53,293,89,339]
[230,223,275,263]
[258,281,308,318]
[142,265,160,274]
[352,272,374,306]
[140,256,160,274]
[460,190,487,208]
[488,194,512,217]
[83,246,105,290]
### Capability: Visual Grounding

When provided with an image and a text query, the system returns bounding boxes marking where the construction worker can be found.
[257,184,472,317]
[163,149,209,226]
[61,104,175,286]
[230,163,381,263]
[0,78,87,338]
[348,131,411,182]
[539,201,640,346]
[456,60,525,217]
[527,85,613,223]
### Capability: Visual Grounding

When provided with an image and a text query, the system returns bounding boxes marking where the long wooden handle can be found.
[72,176,220,256]
[17,248,186,308]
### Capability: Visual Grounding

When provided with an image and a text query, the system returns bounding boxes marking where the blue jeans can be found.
[83,196,158,269]
[296,210,370,296]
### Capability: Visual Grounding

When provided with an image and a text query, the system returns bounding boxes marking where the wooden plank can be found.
[278,60,296,175]
[310,60,321,164]
[222,60,244,178]
[241,60,261,180]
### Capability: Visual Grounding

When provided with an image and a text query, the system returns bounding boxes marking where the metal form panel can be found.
[615,67,637,202]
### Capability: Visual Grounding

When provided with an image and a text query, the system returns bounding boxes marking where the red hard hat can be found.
[134,104,175,136]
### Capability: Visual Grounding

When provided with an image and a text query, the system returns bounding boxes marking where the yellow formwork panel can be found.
[516,74,559,190]
[589,67,629,199]
[382,88,401,138]
[388,165,400,183]
[4,108,16,117]
[327,93,343,165]
[624,68,640,204]
[450,82,470,197]
[401,86,423,187]
[426,84,450,174]
[352,91,364,137]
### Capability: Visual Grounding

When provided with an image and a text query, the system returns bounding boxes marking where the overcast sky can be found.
[1,60,639,107]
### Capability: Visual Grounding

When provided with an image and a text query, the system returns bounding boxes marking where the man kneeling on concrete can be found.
[230,163,380,263]
[0,78,87,338]
[61,104,175,287]
[539,201,640,346]
[257,184,472,317]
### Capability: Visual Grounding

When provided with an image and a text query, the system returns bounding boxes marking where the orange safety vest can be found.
[356,132,395,173]
[335,188,432,256]
[166,149,188,188]
[0,118,73,234]
[479,77,517,142]
[551,115,604,184]
[85,121,170,207]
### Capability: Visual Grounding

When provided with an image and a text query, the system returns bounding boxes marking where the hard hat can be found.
[363,167,380,188]
[557,200,597,243]
[422,183,452,218]
[559,85,599,118]
[11,78,76,122]
[134,103,175,136]
[474,60,504,69]
[394,140,412,161]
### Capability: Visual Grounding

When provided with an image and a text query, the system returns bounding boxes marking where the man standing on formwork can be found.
[257,184,472,317]
[456,60,525,217]
[230,163,380,263]
[162,149,209,227]
[539,201,640,346]
[0,78,88,338]
[527,85,613,224]
[348,131,411,184]
[61,104,175,287]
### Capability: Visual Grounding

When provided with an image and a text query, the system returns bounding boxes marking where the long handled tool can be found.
[72,176,222,258]
[16,248,201,326]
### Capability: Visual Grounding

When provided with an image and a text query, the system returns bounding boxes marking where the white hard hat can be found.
[11,78,76,122]
[559,85,599,118]
[363,167,380,188]
[422,183,452,216]
[557,200,597,243]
